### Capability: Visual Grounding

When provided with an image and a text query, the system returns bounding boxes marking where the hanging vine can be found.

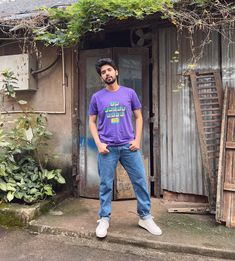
[0,0,235,58]
[165,0,235,64]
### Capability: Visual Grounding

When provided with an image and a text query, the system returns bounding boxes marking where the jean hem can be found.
[99,216,110,221]
[139,214,152,220]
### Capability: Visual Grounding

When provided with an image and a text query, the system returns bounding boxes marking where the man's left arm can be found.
[129,109,143,151]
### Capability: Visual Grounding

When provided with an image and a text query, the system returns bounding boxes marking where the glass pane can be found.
[85,57,103,188]
[117,55,143,132]
[115,54,144,199]
[117,55,142,102]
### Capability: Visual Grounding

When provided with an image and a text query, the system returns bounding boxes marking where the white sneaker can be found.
[138,217,162,236]
[96,218,109,238]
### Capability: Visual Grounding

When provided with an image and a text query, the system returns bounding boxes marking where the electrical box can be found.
[0,53,37,91]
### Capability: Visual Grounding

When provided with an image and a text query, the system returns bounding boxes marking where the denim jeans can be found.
[97,144,151,220]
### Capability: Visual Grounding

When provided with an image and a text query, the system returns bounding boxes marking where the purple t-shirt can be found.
[89,86,141,146]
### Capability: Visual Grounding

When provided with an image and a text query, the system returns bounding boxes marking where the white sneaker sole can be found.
[96,230,108,238]
[138,219,162,236]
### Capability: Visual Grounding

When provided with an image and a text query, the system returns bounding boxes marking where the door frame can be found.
[77,47,150,199]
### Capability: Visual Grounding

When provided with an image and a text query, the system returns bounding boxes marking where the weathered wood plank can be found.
[227,110,235,116]
[216,87,235,228]
[226,142,235,149]
[224,182,235,192]
[199,97,219,101]
[168,207,210,214]
[201,108,221,112]
[189,70,223,212]
[151,28,161,197]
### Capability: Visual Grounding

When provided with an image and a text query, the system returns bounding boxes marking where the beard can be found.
[103,75,116,85]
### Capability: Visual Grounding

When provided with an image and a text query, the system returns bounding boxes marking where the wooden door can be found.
[78,48,150,199]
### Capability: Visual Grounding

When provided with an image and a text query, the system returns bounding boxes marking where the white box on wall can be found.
[0,53,37,91]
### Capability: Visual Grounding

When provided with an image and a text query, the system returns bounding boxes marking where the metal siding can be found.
[159,27,220,195]
[222,30,235,88]
[0,0,77,18]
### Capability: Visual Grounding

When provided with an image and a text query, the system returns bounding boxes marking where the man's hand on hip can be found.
[129,140,140,151]
[97,143,110,154]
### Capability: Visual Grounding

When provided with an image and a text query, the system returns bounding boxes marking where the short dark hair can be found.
[95,58,117,76]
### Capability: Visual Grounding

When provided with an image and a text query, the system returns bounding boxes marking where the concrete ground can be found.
[29,197,235,260]
[0,226,226,261]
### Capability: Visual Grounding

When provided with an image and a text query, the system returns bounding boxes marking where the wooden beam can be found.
[226,142,235,149]
[224,182,235,192]
[168,207,210,214]
[227,110,235,116]
[216,86,229,223]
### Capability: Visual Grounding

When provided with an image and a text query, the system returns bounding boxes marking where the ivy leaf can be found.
[29,188,38,194]
[23,195,34,203]
[0,165,6,177]
[31,173,38,181]
[0,182,7,191]
[6,184,16,191]
[14,192,24,199]
[43,185,54,196]
[56,175,66,184]
[47,170,56,180]
[7,191,15,202]
[14,174,22,181]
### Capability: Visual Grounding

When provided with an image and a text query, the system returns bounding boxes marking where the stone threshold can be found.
[0,191,70,227]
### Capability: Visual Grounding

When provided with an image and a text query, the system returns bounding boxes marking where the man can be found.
[89,58,162,238]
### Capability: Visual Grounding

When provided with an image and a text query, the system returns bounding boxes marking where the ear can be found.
[115,70,118,76]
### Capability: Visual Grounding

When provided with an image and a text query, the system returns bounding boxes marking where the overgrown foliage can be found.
[0,71,65,204]
[168,0,235,62]
[33,0,235,48]
[34,0,173,46]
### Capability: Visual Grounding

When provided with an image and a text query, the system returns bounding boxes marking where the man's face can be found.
[100,64,118,85]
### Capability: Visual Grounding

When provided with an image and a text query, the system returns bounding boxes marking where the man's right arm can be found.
[89,115,109,154]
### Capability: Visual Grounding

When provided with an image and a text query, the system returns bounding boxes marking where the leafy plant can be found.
[33,0,235,66]
[0,69,18,98]
[34,0,173,46]
[0,71,65,204]
[0,113,65,204]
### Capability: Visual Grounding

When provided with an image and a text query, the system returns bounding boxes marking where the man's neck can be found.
[105,82,120,92]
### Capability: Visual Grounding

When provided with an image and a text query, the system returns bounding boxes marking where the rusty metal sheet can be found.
[158,27,221,197]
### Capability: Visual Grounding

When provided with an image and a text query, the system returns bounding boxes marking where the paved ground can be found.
[29,197,235,260]
[0,226,228,261]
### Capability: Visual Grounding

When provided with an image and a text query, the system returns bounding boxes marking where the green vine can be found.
[33,0,235,48]
[34,0,173,46]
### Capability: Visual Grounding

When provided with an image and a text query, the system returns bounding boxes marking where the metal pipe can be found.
[31,53,61,76]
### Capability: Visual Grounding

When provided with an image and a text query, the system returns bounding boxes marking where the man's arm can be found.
[129,109,143,151]
[89,115,109,154]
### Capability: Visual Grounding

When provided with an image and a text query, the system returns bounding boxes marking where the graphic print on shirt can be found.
[104,101,126,124]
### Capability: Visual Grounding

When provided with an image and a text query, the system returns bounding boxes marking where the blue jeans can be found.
[97,144,151,220]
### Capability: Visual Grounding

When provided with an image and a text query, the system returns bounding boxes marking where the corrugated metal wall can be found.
[222,30,235,88]
[158,27,220,195]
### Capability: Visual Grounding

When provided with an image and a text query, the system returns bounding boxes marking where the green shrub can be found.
[0,114,65,204]
[0,70,65,204]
